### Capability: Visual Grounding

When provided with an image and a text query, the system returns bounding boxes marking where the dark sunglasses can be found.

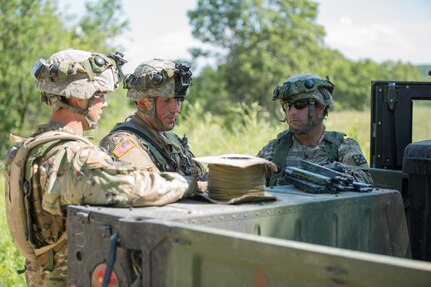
[282,100,309,110]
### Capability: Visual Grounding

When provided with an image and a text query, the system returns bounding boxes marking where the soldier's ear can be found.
[315,103,325,116]
[136,97,148,110]
[69,97,88,109]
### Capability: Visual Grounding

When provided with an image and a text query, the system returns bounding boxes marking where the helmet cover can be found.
[272,74,333,106]
[33,49,119,99]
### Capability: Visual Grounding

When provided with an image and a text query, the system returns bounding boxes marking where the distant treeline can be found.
[0,0,428,158]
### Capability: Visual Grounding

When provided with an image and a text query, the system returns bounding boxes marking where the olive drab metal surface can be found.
[66,79,431,286]
[66,186,426,286]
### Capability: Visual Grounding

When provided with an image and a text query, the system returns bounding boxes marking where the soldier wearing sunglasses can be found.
[257,74,373,186]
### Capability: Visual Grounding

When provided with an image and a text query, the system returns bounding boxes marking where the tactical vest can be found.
[269,130,345,186]
[111,121,199,176]
[5,131,93,267]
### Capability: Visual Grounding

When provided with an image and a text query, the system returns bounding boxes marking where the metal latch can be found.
[387,82,397,111]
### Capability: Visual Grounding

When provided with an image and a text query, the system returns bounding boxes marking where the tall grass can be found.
[175,102,372,160]
[0,176,26,286]
[2,103,430,285]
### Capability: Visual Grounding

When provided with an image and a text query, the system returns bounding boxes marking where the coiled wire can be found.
[207,164,266,201]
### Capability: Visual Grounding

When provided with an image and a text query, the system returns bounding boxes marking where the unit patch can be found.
[113,140,135,158]
[352,154,367,165]
[86,149,105,164]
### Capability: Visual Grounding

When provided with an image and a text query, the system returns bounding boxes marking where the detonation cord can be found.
[207,164,266,201]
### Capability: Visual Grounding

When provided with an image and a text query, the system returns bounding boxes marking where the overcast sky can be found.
[60,0,431,73]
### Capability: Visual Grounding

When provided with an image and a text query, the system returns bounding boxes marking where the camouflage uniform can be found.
[257,129,373,185]
[100,59,206,188]
[12,124,191,286]
[258,74,373,186]
[100,113,205,177]
[5,50,192,287]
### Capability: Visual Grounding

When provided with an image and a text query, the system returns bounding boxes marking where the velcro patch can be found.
[352,154,367,165]
[113,140,135,158]
[86,149,105,164]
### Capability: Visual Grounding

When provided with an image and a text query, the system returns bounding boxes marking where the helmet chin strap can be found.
[54,95,98,129]
[78,96,98,129]
[84,115,98,129]
[287,99,325,135]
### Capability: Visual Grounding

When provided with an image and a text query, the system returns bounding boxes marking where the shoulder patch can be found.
[352,154,367,165]
[86,149,106,164]
[113,140,136,158]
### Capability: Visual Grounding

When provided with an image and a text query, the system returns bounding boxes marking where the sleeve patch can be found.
[86,149,106,164]
[352,154,367,165]
[113,140,136,158]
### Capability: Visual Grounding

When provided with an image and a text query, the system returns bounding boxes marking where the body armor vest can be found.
[269,130,345,186]
[111,120,201,177]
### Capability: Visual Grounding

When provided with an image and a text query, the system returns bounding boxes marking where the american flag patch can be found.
[113,140,135,158]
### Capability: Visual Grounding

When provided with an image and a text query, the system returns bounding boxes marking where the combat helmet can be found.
[123,59,192,101]
[272,74,334,107]
[32,49,126,128]
[272,74,334,135]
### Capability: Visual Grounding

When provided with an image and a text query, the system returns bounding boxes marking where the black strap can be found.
[102,233,118,287]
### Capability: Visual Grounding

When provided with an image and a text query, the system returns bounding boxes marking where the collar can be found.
[35,123,82,136]
[131,113,169,145]
[292,125,326,147]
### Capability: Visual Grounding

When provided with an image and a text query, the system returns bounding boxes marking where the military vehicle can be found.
[67,80,431,287]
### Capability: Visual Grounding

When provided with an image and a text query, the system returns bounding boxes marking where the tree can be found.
[72,0,128,52]
[187,0,424,113]
[188,0,328,112]
[0,0,128,158]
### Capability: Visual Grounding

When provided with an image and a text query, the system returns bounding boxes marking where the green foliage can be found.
[0,0,128,158]
[189,0,327,112]
[416,65,431,78]
[177,101,278,156]
[74,0,129,52]
[0,0,65,155]
[0,176,26,286]
[188,0,426,114]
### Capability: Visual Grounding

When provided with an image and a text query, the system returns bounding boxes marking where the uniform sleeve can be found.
[256,139,276,162]
[338,138,374,184]
[100,132,159,172]
[257,139,277,185]
[184,147,207,180]
[40,142,190,215]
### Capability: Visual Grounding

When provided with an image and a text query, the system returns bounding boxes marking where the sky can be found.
[60,0,431,73]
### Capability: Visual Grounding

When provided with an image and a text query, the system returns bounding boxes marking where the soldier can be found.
[5,49,195,286]
[257,74,373,186]
[100,59,206,191]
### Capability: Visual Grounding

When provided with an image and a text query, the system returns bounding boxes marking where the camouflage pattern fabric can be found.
[100,114,206,192]
[25,247,67,287]
[36,49,118,100]
[11,123,191,286]
[257,130,373,185]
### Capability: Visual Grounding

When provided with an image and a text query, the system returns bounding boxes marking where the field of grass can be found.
[1,104,429,285]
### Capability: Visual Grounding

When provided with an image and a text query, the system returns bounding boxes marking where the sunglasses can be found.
[282,100,309,110]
